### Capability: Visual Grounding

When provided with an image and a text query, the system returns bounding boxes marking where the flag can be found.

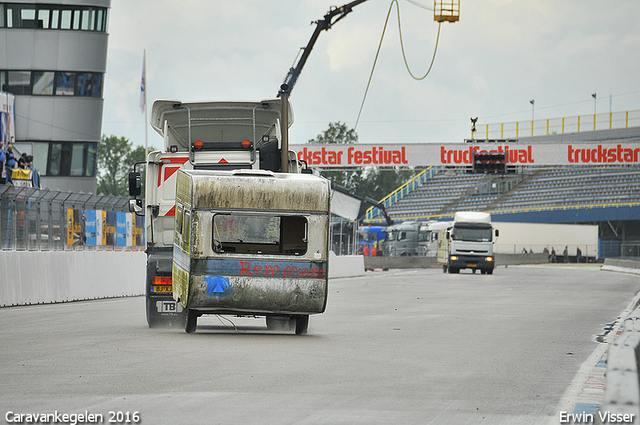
[139,51,146,113]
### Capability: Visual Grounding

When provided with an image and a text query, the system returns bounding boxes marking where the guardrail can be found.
[599,259,640,424]
[365,166,441,222]
[476,109,640,139]
[599,312,640,424]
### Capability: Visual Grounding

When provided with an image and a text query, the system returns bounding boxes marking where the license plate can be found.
[156,300,183,313]
[151,285,172,293]
[469,264,477,267]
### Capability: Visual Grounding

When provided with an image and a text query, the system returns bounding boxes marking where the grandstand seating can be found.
[382,164,640,221]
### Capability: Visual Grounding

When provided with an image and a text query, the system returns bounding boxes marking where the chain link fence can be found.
[600,239,640,259]
[0,185,143,251]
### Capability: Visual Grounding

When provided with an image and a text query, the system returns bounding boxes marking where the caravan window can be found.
[213,213,307,255]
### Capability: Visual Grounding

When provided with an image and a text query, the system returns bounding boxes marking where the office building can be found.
[0,0,110,192]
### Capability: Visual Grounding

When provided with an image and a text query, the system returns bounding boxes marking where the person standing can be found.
[0,141,5,183]
[4,144,16,183]
[563,246,569,263]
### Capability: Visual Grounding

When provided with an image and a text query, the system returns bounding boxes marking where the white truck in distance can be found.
[437,211,498,274]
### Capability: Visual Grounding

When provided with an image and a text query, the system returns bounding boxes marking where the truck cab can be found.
[383,221,420,257]
[438,212,498,274]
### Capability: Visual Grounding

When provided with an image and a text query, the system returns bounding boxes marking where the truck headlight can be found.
[450,255,458,261]
[486,256,493,262]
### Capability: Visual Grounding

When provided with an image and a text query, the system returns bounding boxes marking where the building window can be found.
[59,8,72,29]
[55,72,75,96]
[0,70,104,97]
[0,3,107,32]
[76,73,102,97]
[6,71,31,94]
[46,142,97,177]
[37,7,50,29]
[32,71,55,95]
[32,142,49,173]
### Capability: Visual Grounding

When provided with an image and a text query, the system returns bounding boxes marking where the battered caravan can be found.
[437,212,498,274]
[171,169,331,335]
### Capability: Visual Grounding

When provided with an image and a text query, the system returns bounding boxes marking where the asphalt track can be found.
[1,264,638,425]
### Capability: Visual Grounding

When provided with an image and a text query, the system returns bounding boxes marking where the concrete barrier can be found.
[328,251,365,278]
[598,309,640,424]
[362,253,550,270]
[601,258,640,276]
[597,258,640,424]
[495,253,549,266]
[0,250,363,307]
[0,251,146,307]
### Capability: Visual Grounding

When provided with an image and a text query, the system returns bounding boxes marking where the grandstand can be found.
[366,127,640,257]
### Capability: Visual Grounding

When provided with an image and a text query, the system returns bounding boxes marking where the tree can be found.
[308,122,363,192]
[97,135,152,196]
[357,166,419,203]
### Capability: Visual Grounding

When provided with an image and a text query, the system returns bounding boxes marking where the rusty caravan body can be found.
[172,169,331,334]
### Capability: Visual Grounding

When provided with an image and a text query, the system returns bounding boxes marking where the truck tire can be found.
[185,309,198,334]
[294,315,309,335]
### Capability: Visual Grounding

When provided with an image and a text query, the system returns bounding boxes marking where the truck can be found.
[128,98,300,327]
[172,169,331,334]
[437,212,498,274]
[418,220,451,257]
[383,221,421,257]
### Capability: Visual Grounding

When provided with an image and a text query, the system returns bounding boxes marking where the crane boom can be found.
[278,0,369,97]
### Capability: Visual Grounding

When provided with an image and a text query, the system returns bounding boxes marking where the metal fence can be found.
[600,239,640,260]
[476,109,640,139]
[0,185,140,251]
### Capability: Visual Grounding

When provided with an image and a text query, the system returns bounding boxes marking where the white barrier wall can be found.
[328,252,365,278]
[0,251,362,307]
[493,222,599,256]
[0,251,146,307]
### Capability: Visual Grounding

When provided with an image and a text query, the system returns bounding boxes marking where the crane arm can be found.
[279,0,369,97]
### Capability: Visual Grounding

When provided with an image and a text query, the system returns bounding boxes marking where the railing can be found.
[0,185,143,251]
[364,166,441,222]
[476,110,640,139]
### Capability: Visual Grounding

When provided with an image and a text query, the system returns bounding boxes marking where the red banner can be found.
[292,142,640,167]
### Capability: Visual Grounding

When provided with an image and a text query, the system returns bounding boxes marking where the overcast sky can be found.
[102,0,640,150]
